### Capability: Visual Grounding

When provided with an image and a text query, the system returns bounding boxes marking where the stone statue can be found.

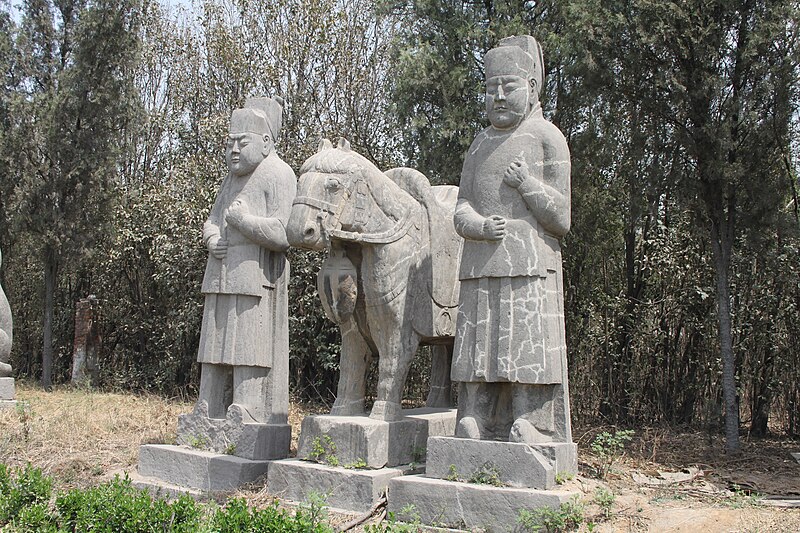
[0,249,11,378]
[176,97,295,459]
[452,35,572,444]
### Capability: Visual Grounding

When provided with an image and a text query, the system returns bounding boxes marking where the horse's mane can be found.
[299,139,380,177]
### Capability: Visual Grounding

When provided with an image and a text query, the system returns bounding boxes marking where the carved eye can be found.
[325,177,343,192]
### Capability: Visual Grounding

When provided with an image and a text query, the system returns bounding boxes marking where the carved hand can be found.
[503,159,529,189]
[209,236,228,259]
[481,215,506,241]
[225,199,248,226]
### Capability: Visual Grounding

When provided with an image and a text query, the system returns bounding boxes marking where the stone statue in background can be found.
[452,35,572,444]
[0,248,15,408]
[176,97,295,459]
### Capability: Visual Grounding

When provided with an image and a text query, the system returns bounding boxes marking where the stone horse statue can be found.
[287,139,462,421]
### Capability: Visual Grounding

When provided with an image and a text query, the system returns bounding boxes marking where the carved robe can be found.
[453,105,570,384]
[197,153,296,368]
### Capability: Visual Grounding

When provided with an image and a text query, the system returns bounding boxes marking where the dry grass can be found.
[3,384,800,532]
[0,381,192,489]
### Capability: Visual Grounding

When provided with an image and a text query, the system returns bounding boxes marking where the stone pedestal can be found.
[267,408,456,512]
[389,436,580,531]
[297,408,456,468]
[137,444,270,493]
[0,377,16,410]
[177,409,291,461]
[425,436,576,489]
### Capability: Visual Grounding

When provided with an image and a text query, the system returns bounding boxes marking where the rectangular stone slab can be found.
[267,458,413,513]
[388,475,579,531]
[296,408,456,469]
[425,437,577,489]
[0,400,16,410]
[0,377,15,400]
[137,444,270,492]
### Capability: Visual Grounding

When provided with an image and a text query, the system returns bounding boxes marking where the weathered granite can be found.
[0,377,14,401]
[297,408,456,469]
[0,248,13,387]
[267,459,416,513]
[425,436,576,489]
[453,35,573,446]
[287,140,461,421]
[174,97,295,463]
[388,476,579,532]
[138,444,269,492]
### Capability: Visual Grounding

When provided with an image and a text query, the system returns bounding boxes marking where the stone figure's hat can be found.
[485,35,544,94]
[229,96,284,141]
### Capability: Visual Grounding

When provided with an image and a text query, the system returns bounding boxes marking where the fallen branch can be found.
[336,493,388,532]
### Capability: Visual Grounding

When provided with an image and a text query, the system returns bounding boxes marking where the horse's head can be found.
[287,138,384,250]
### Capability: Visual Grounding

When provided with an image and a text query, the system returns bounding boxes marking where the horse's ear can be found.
[317,138,333,152]
[337,137,351,152]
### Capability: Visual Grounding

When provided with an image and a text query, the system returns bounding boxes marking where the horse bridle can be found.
[293,170,416,245]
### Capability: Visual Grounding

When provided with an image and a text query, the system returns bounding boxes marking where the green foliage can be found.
[592,487,615,520]
[211,497,331,532]
[554,472,574,485]
[0,464,53,526]
[590,430,634,479]
[466,462,505,487]
[306,435,339,467]
[445,464,459,482]
[517,497,585,533]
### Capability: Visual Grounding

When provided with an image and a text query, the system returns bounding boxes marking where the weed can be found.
[411,446,426,463]
[590,429,634,479]
[224,443,237,455]
[344,458,368,469]
[592,487,615,519]
[187,434,209,450]
[307,434,340,466]
[15,401,33,445]
[467,462,505,487]
[445,464,459,481]
[518,497,585,532]
[554,471,574,485]
[365,505,423,532]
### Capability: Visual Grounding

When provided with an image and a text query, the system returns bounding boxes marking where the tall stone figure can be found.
[453,35,572,444]
[176,97,295,459]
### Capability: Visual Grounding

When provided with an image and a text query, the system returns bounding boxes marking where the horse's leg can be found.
[369,297,419,421]
[425,344,453,408]
[331,317,372,416]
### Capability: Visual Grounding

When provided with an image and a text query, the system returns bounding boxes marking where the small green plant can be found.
[590,429,634,479]
[518,496,585,532]
[467,462,505,487]
[724,484,761,508]
[187,434,209,450]
[554,471,574,485]
[592,487,616,519]
[224,443,237,455]
[0,463,53,526]
[445,464,459,481]
[344,458,368,469]
[307,434,340,466]
[15,401,33,444]
[411,446,425,463]
[298,490,330,530]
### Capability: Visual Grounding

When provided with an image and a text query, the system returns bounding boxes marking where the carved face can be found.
[226,132,267,177]
[485,75,530,130]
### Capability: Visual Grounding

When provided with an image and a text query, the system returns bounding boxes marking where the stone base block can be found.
[389,475,579,531]
[267,458,416,512]
[297,408,456,468]
[0,400,16,410]
[425,437,577,489]
[177,410,291,461]
[0,377,15,401]
[138,444,270,492]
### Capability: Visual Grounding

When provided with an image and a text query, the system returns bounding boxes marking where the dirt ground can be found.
[1,383,799,532]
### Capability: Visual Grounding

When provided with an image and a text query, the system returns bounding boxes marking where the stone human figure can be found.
[195,97,296,425]
[452,35,572,444]
[0,249,12,378]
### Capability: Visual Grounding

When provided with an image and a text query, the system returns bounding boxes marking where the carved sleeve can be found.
[202,177,226,250]
[454,167,488,240]
[518,129,571,237]
[230,170,295,252]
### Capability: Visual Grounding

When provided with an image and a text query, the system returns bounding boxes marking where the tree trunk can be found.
[42,247,57,390]
[710,222,739,453]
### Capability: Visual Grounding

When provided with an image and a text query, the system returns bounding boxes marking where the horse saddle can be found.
[385,168,462,310]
